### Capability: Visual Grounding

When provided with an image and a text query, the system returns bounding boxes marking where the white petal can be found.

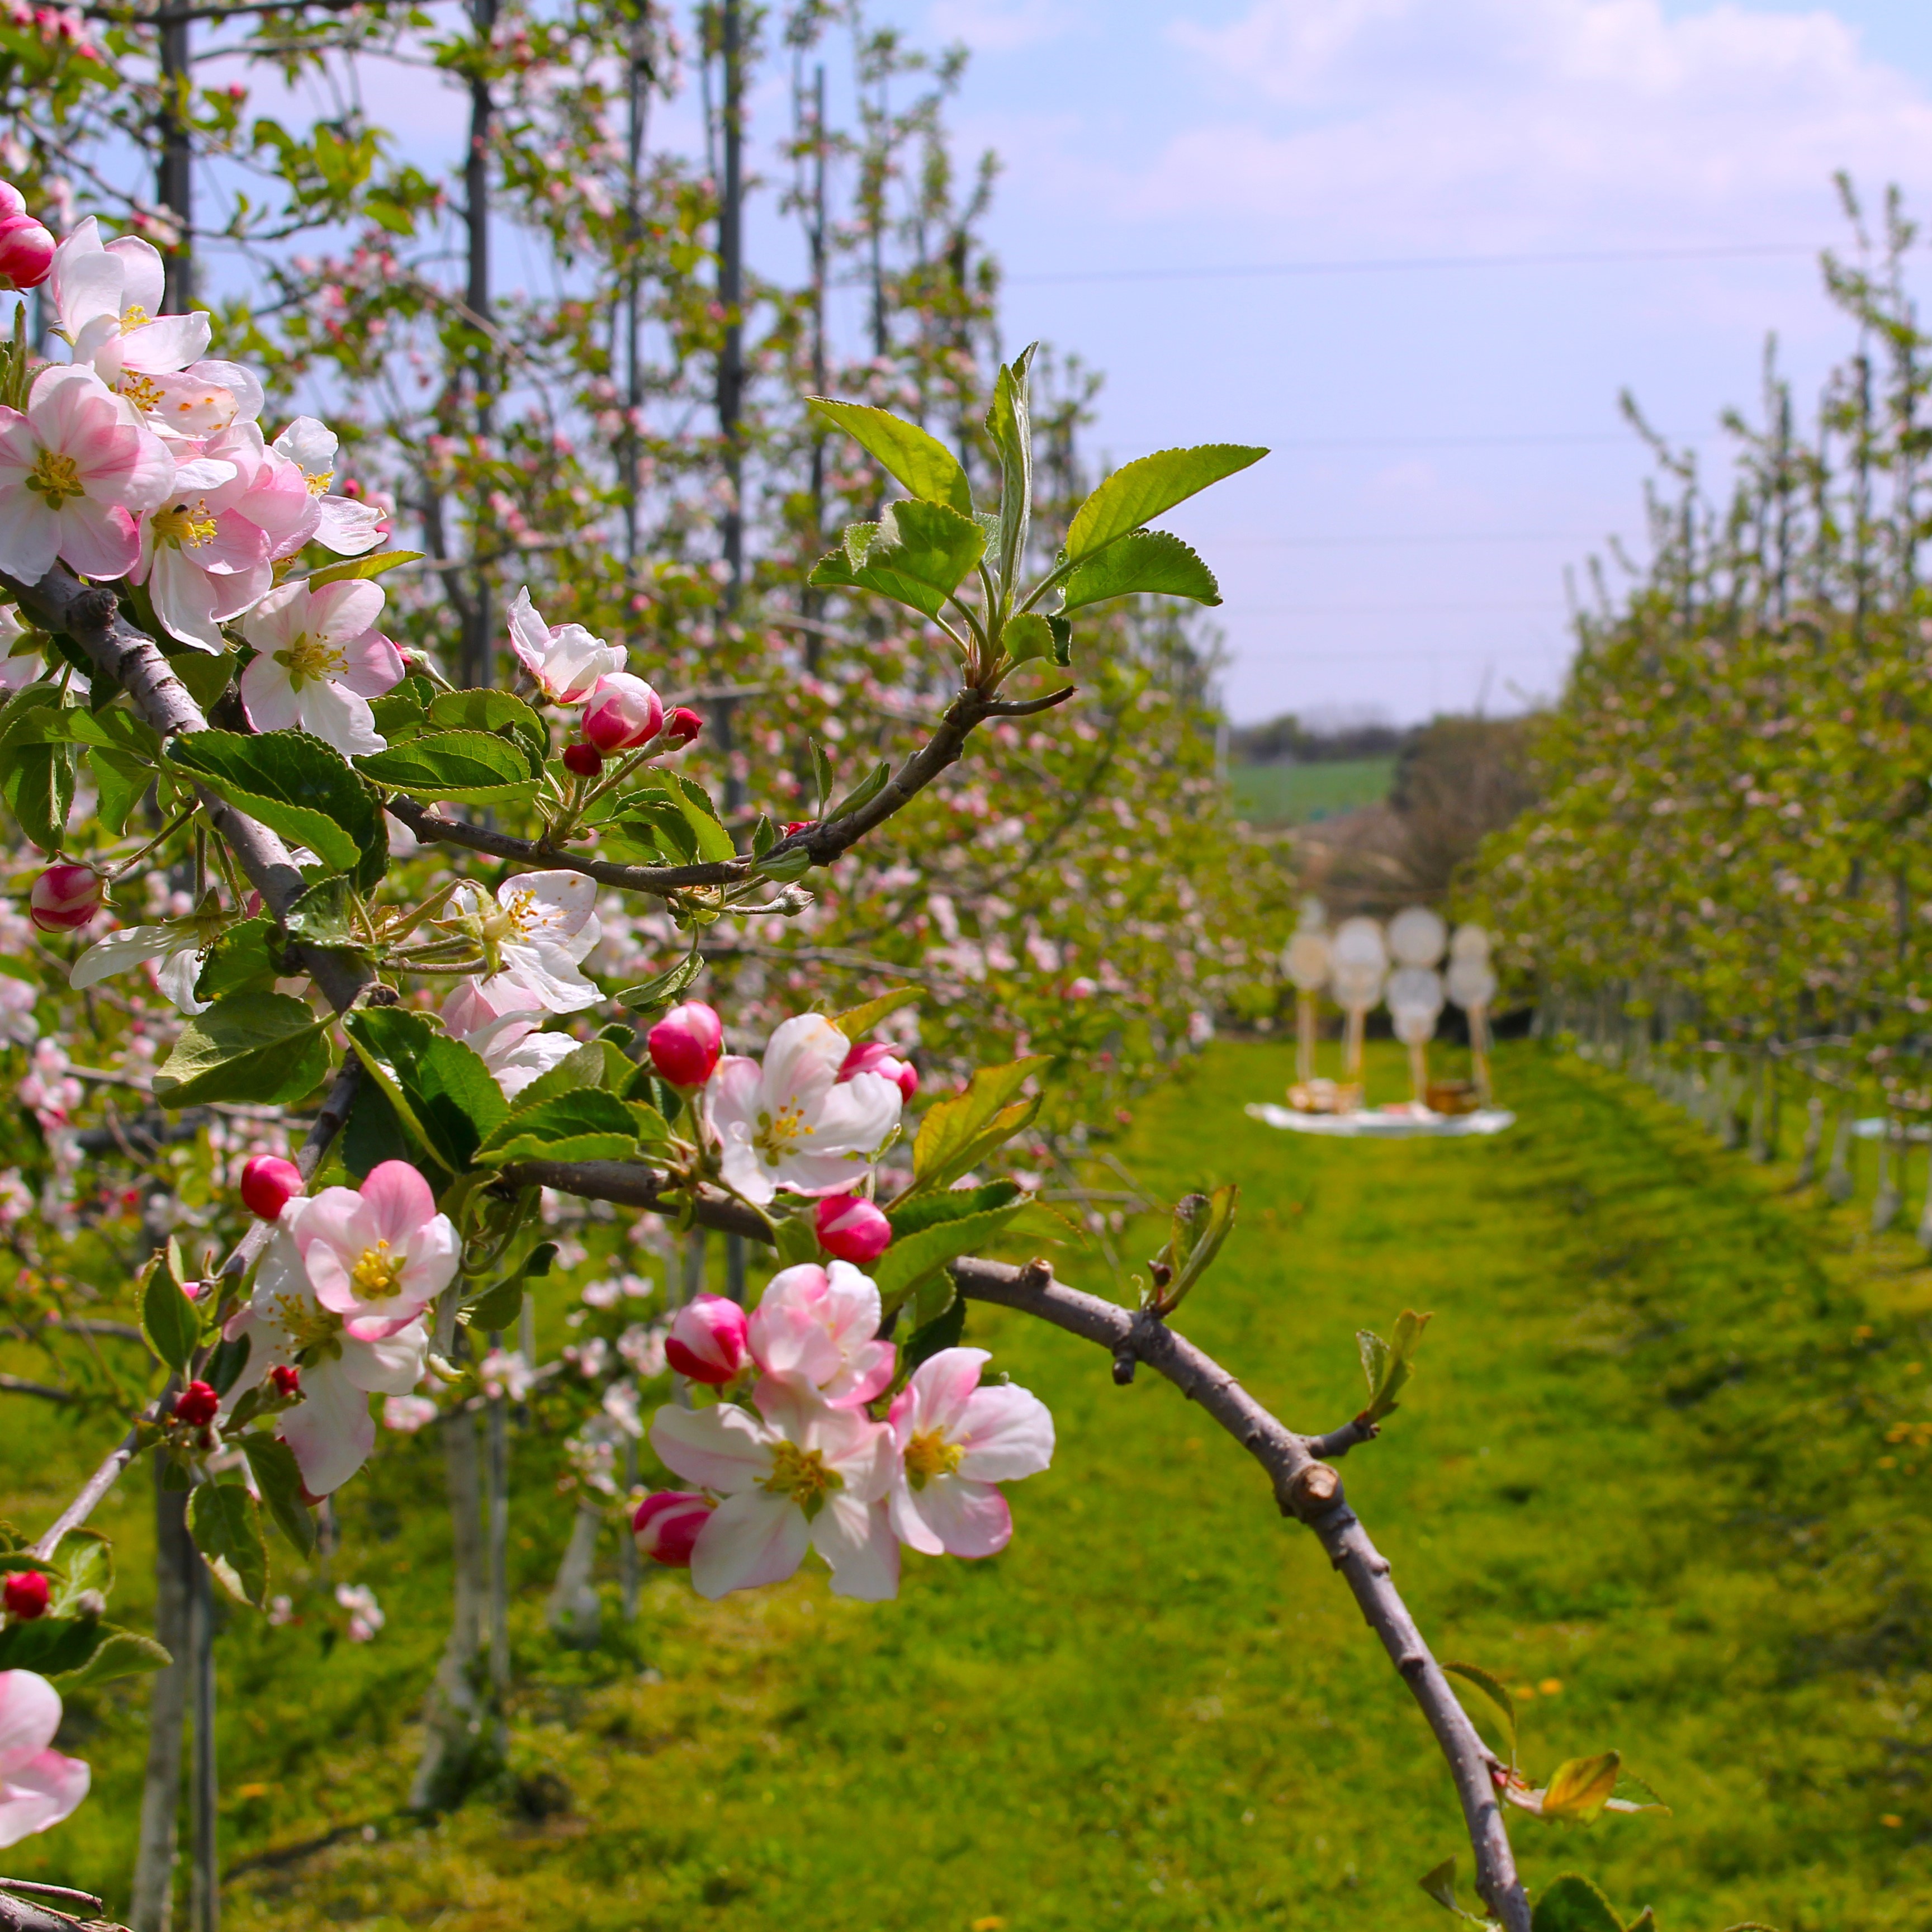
[69,927,173,991]
[811,1496,901,1600]
[650,1401,773,1493]
[689,1490,809,1599]
[280,1357,376,1497]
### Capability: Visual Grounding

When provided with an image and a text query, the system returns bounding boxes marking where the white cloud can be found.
[927,0,1083,55]
[1137,0,1932,248]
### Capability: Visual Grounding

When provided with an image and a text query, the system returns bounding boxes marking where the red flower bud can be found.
[561,741,604,777]
[632,1490,713,1566]
[174,1381,220,1427]
[837,1039,918,1102]
[813,1194,893,1266]
[664,1291,749,1385]
[2,1570,48,1621]
[269,1365,301,1399]
[784,820,814,836]
[662,706,703,747]
[0,212,54,292]
[28,864,101,934]
[240,1155,303,1222]
[647,1000,723,1087]
[581,673,664,753]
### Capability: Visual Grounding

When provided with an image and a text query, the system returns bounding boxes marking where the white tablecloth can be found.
[1245,1102,1517,1139]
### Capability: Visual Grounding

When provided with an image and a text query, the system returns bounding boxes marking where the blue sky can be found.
[196,1,1932,725]
[846,1,1932,723]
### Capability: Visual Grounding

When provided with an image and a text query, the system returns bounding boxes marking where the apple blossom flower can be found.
[561,742,602,777]
[68,897,234,1015]
[746,1261,894,1407]
[439,975,582,1098]
[0,363,173,583]
[27,865,100,934]
[0,193,53,292]
[240,1154,303,1221]
[662,706,703,747]
[445,871,603,1015]
[173,1381,220,1427]
[0,984,35,1051]
[617,1321,668,1378]
[581,672,664,753]
[647,1000,722,1087]
[271,418,386,556]
[283,1160,458,1342]
[479,1348,535,1401]
[838,1039,918,1102]
[0,1671,89,1849]
[632,1491,713,1565]
[664,1291,748,1385]
[239,578,404,756]
[49,219,210,386]
[887,1347,1054,1559]
[225,1224,432,1497]
[335,1582,383,1642]
[382,1394,438,1433]
[708,1014,903,1204]
[507,585,624,703]
[814,1194,893,1266]
[1,1573,47,1622]
[650,1377,898,1600]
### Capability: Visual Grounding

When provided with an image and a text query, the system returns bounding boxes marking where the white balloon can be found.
[1386,964,1445,1023]
[1331,916,1387,972]
[1446,957,1497,1008]
[1330,960,1385,1008]
[1388,906,1447,967]
[1449,922,1491,963]
[1284,930,1332,991]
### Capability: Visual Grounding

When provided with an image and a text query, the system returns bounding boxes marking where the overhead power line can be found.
[1214,531,1603,549]
[1007,241,1824,286]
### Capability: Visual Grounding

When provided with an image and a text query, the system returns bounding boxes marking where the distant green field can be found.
[1228,756,1394,827]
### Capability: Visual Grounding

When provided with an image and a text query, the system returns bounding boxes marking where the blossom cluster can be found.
[644,1261,1053,1602]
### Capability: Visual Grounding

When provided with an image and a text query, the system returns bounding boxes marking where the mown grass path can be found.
[7,1040,1932,1931]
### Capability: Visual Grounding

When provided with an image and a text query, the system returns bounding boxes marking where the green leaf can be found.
[507,1041,608,1113]
[1417,1857,1497,1925]
[1540,1753,1623,1826]
[755,846,813,884]
[1530,1874,1626,1932]
[986,343,1036,589]
[165,730,385,887]
[151,992,330,1109]
[751,813,777,857]
[618,949,705,1017]
[367,688,427,743]
[0,738,73,851]
[161,646,238,713]
[46,1530,112,1618]
[901,1288,965,1375]
[809,740,834,816]
[477,1089,656,1166]
[827,760,891,822]
[887,1180,1022,1238]
[1359,1308,1432,1423]
[1005,613,1056,664]
[307,548,423,589]
[203,1332,252,1398]
[807,399,973,513]
[193,917,280,1001]
[0,1614,105,1675]
[343,1007,508,1174]
[141,1245,200,1375]
[809,499,987,621]
[190,1480,269,1609]
[281,875,364,949]
[1059,530,1221,612]
[54,1626,171,1690]
[1146,1185,1239,1313]
[911,1057,1052,1192]
[92,748,151,837]
[623,775,736,865]
[241,1436,316,1556]
[357,730,539,802]
[427,689,547,772]
[1443,1661,1519,1768]
[1046,614,1073,667]
[1063,444,1267,562]
[874,1202,1024,1310]
[832,987,922,1040]
[773,1213,822,1267]
[341,1069,410,1179]
[462,1273,525,1335]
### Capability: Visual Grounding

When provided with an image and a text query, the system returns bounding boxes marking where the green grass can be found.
[8,1040,1932,1931]
[1227,757,1394,827]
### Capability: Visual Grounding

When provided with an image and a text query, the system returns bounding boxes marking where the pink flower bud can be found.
[2,1571,48,1621]
[270,1365,301,1398]
[647,1000,723,1087]
[814,1194,893,1266]
[838,1039,918,1102]
[240,1155,303,1221]
[561,741,603,776]
[0,186,22,221]
[174,1381,220,1427]
[632,1490,713,1566]
[27,864,101,934]
[0,212,54,292]
[581,673,664,753]
[664,1291,749,1385]
[663,706,703,747]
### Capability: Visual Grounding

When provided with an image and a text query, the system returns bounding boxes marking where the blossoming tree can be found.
[0,178,1750,1932]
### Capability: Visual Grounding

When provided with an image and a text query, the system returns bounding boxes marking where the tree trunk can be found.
[130,1475,191,1932]
[547,1501,602,1647]
[410,1406,494,1811]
